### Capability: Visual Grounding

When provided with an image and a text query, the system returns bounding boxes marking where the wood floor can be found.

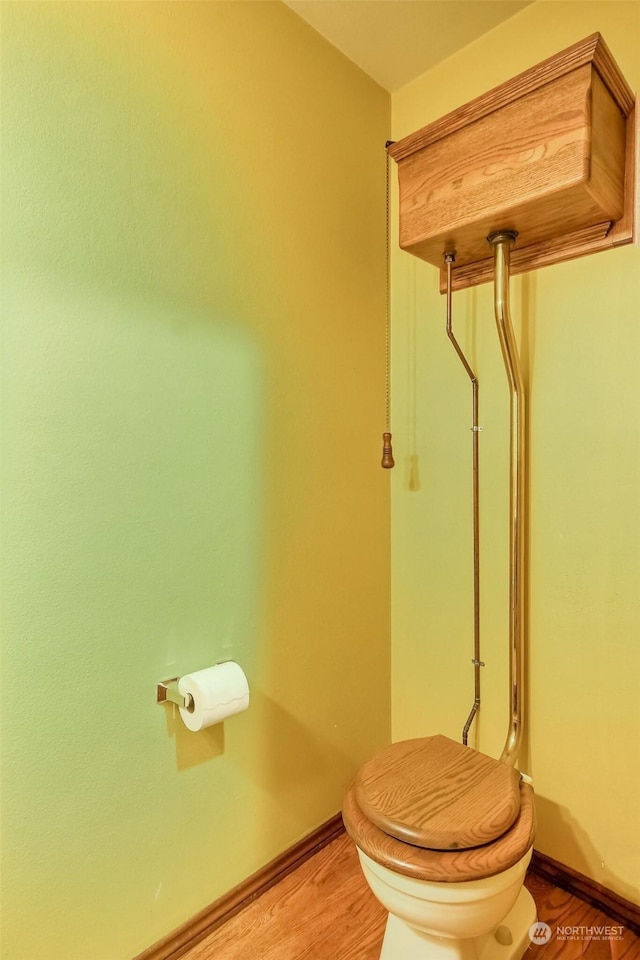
[181,834,640,960]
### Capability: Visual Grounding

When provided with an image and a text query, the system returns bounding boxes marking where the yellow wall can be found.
[0,3,390,958]
[391,1,640,902]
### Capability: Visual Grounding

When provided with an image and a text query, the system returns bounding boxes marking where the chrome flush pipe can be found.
[488,231,526,767]
[444,252,483,746]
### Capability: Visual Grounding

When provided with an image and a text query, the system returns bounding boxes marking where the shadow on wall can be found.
[533,793,638,905]
[404,257,420,492]
[161,707,225,770]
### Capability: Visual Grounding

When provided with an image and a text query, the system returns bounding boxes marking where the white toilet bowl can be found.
[342,735,537,960]
[358,847,536,960]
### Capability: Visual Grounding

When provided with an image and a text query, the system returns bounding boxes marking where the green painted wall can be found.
[391,0,640,904]
[0,3,391,957]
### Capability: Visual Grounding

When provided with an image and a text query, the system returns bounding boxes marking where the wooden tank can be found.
[388,34,636,291]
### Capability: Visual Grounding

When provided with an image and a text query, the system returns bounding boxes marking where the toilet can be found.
[342,734,537,960]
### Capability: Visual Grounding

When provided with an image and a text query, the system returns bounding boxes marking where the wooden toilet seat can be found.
[354,735,522,851]
[343,735,535,883]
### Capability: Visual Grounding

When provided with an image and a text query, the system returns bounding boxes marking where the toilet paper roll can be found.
[177,661,250,732]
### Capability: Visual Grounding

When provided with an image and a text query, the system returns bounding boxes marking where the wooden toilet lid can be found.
[354,735,521,851]
[343,778,535,883]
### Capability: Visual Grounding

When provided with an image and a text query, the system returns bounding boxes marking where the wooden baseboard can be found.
[133,814,345,960]
[529,850,640,937]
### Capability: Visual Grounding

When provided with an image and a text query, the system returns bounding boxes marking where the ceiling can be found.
[283,0,534,92]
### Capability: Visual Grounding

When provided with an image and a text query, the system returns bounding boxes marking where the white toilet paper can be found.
[177,661,250,732]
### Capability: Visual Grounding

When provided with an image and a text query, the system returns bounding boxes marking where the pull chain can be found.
[381,141,395,469]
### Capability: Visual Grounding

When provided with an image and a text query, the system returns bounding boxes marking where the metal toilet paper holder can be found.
[156,678,194,712]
